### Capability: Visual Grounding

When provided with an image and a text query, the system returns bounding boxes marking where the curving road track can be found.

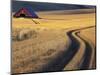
[13,26,95,74]
[34,26,95,72]
[64,26,95,70]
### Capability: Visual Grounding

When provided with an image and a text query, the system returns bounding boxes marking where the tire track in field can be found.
[33,26,95,72]
[13,26,95,75]
[63,30,86,70]
[77,27,95,69]
[34,27,82,72]
[64,26,95,70]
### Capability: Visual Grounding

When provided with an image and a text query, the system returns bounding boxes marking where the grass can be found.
[12,9,96,73]
[12,29,68,73]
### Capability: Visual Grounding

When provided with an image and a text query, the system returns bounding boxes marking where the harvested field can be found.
[12,8,96,74]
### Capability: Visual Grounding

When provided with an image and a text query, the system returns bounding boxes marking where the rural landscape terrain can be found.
[12,1,96,74]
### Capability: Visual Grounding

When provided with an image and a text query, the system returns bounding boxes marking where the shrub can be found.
[12,28,37,41]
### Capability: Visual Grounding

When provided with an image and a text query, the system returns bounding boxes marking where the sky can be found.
[12,0,95,12]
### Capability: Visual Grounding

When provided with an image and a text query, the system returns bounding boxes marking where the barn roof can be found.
[25,6,38,17]
[14,6,39,18]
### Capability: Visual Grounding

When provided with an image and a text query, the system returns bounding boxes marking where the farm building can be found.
[13,6,39,18]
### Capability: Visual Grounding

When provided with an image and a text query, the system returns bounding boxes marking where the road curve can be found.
[29,28,82,73]
[63,30,86,70]
[77,29,95,69]
[32,26,95,72]
[64,26,95,70]
[13,26,95,75]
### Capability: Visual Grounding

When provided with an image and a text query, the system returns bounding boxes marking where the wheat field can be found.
[12,8,96,74]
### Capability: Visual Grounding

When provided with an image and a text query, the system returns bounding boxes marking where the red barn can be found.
[14,7,39,18]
